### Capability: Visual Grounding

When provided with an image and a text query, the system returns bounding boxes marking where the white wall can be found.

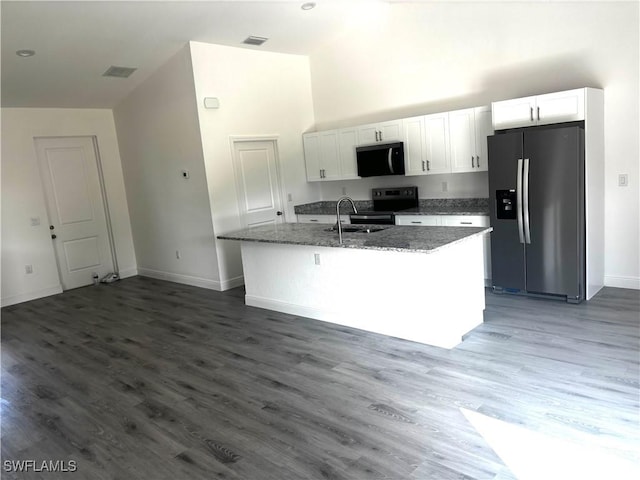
[1,108,137,306]
[113,45,223,290]
[189,41,317,285]
[307,1,639,289]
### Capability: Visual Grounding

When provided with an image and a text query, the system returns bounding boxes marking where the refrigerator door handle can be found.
[523,158,531,244]
[516,158,525,244]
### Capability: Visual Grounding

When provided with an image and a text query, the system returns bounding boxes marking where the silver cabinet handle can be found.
[476,155,480,168]
[375,131,379,142]
[537,106,540,121]
[310,219,318,222]
[422,160,426,171]
[411,221,423,224]
[523,158,531,244]
[530,107,534,122]
[426,160,430,171]
[471,156,475,168]
[517,158,525,244]
[378,130,383,142]
[460,221,472,225]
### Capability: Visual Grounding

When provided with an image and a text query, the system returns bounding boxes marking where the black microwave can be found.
[356,142,405,177]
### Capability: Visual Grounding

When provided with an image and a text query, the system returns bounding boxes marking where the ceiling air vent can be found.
[102,66,137,78]
[243,36,268,46]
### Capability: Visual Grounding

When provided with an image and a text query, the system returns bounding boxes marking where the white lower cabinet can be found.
[396,215,492,282]
[395,215,440,226]
[297,214,350,224]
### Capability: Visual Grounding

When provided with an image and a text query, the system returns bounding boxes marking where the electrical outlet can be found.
[442,181,448,192]
[341,187,347,195]
[314,253,320,265]
[618,174,628,187]
[176,250,181,259]
[287,193,293,202]
[25,265,33,274]
[30,217,41,226]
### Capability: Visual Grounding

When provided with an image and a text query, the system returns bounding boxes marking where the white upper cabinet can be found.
[403,116,426,176]
[423,113,451,175]
[303,130,341,181]
[404,108,492,176]
[303,133,322,182]
[338,128,359,180]
[492,88,586,130]
[449,106,492,173]
[357,120,403,145]
[449,108,476,173]
[535,89,585,125]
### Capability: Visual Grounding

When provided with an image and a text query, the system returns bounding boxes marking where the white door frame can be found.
[229,135,288,225]
[35,135,119,289]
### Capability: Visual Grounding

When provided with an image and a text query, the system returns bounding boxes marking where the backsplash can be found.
[295,197,489,215]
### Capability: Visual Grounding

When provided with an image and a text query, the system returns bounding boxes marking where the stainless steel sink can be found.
[325,226,386,233]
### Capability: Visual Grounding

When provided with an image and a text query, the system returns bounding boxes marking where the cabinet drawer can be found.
[298,214,349,224]
[440,215,489,227]
[395,215,440,226]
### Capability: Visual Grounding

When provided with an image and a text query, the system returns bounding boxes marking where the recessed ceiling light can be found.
[16,49,35,57]
[243,36,268,46]
[301,2,316,10]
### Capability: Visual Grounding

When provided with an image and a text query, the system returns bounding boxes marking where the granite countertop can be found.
[294,198,490,216]
[218,223,491,254]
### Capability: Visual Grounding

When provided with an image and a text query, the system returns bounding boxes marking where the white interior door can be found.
[35,137,114,290]
[232,140,285,228]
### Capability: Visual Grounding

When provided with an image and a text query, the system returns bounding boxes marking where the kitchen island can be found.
[218,223,491,349]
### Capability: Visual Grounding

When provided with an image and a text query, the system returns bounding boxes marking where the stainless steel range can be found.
[350,187,419,225]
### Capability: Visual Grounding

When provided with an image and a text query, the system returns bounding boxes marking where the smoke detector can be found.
[242,36,268,46]
[102,66,137,78]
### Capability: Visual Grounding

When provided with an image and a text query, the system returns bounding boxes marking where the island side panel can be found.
[240,236,485,349]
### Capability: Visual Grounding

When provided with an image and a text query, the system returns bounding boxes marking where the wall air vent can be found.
[102,66,137,78]
[243,36,268,46]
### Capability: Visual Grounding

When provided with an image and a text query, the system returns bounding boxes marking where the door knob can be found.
[51,234,57,239]
[276,211,283,216]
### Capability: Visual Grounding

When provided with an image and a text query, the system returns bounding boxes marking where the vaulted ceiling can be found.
[1,0,394,108]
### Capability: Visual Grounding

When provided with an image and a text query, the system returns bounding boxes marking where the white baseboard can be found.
[138,268,243,291]
[1,285,63,308]
[118,267,138,279]
[220,275,245,291]
[246,294,321,319]
[604,275,640,290]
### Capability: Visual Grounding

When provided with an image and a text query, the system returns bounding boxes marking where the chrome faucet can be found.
[336,196,358,244]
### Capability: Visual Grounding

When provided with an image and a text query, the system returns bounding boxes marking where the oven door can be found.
[350,213,395,225]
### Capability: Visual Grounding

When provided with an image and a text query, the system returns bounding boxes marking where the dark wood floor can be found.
[1,277,638,479]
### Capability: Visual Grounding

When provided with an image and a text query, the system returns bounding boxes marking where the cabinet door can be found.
[473,106,492,172]
[298,214,349,224]
[303,133,322,182]
[338,128,359,179]
[319,130,341,181]
[449,108,476,173]
[357,123,380,145]
[403,116,427,176]
[441,215,489,227]
[492,96,536,130]
[535,89,585,126]
[395,215,441,226]
[378,120,403,143]
[424,113,451,174]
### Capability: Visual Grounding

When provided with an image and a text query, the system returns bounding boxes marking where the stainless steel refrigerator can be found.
[488,124,585,303]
